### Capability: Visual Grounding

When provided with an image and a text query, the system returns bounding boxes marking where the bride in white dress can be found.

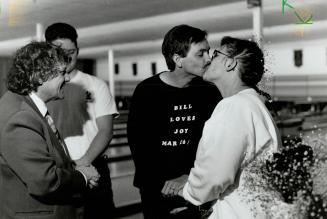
[162,36,281,218]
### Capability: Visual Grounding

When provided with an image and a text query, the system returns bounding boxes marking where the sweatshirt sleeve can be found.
[127,83,161,189]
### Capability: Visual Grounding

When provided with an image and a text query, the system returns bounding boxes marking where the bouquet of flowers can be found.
[242,134,327,218]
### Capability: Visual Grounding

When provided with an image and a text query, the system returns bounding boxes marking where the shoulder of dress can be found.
[214,96,254,118]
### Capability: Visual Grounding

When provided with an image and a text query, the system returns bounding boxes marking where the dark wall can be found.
[0,57,12,97]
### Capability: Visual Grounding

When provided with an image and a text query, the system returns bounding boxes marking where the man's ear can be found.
[226,58,237,72]
[76,47,79,56]
[173,54,182,68]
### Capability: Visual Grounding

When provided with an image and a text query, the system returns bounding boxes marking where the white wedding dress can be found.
[182,89,281,218]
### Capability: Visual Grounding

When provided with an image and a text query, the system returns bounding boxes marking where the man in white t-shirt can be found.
[45,23,118,219]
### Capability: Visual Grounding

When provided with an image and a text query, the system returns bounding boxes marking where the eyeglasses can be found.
[63,49,77,64]
[51,44,76,63]
[212,50,232,59]
[60,55,72,64]
[51,43,77,55]
[63,48,77,56]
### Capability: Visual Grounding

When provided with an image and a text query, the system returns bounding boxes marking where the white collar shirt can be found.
[29,92,48,116]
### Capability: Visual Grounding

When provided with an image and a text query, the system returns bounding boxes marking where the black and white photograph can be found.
[0,0,327,218]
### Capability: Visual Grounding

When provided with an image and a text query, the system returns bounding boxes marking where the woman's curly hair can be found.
[6,41,68,95]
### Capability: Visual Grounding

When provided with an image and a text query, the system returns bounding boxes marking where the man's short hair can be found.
[162,24,207,71]
[45,22,78,47]
[6,41,68,95]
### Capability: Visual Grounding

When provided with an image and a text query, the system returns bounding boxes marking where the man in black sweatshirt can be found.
[127,24,222,219]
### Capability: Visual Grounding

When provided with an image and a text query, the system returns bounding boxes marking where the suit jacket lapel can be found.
[23,95,44,118]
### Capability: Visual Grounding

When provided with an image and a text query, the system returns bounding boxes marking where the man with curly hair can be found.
[0,41,99,219]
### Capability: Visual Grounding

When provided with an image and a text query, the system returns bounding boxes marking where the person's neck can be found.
[34,90,50,103]
[68,69,78,80]
[160,69,196,88]
[213,78,250,98]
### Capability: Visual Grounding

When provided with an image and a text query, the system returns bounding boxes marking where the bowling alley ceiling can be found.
[0,0,326,57]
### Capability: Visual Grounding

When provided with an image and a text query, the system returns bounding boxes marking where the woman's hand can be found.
[161,174,188,197]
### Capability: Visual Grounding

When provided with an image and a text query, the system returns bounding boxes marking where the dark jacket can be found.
[0,91,86,219]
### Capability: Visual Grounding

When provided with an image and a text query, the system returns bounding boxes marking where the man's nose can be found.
[205,53,211,65]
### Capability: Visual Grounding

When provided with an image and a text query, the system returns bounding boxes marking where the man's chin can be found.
[192,70,205,78]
